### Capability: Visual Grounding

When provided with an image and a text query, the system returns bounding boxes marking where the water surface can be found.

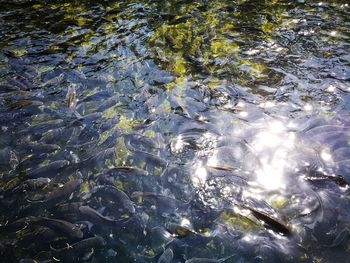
[0,1,350,262]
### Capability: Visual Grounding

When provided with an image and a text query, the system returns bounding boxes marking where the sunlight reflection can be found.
[239,111,248,118]
[207,149,219,167]
[171,134,185,154]
[304,104,313,111]
[259,101,275,109]
[180,218,191,227]
[320,148,332,162]
[326,85,336,92]
[252,120,296,190]
[192,162,207,187]
[242,233,257,243]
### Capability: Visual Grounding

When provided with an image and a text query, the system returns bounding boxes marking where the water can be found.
[0,0,350,262]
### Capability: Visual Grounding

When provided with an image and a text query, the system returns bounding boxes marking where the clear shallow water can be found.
[0,0,349,262]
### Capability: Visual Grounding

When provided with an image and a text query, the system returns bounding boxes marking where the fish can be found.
[78,205,121,227]
[18,259,47,263]
[0,90,36,99]
[185,254,235,263]
[55,202,83,214]
[0,216,34,233]
[39,127,72,144]
[16,141,60,153]
[131,191,189,211]
[70,112,103,126]
[31,217,83,239]
[27,160,70,179]
[158,248,174,263]
[19,119,64,136]
[240,205,291,236]
[11,177,51,193]
[304,173,349,188]
[66,84,77,110]
[84,185,135,214]
[17,153,51,171]
[16,226,57,247]
[124,133,159,152]
[50,236,106,260]
[33,178,82,202]
[6,99,43,109]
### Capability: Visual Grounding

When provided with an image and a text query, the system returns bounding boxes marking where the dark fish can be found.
[56,202,83,214]
[84,185,135,214]
[304,173,349,188]
[51,236,106,260]
[7,99,43,109]
[27,160,70,179]
[38,73,64,88]
[158,248,174,263]
[112,166,148,174]
[19,119,64,136]
[42,178,82,202]
[124,133,159,152]
[132,150,167,167]
[39,127,72,144]
[74,112,103,124]
[185,255,235,263]
[18,153,51,171]
[131,191,189,211]
[12,177,51,193]
[96,94,122,112]
[93,167,148,186]
[19,259,35,263]
[31,217,83,238]
[78,205,121,227]
[94,166,148,179]
[17,141,60,153]
[0,90,36,99]
[206,165,240,172]
[0,216,34,233]
[16,226,57,247]
[241,205,291,236]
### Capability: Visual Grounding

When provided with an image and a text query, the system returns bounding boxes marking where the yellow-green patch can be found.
[115,137,131,166]
[220,209,262,232]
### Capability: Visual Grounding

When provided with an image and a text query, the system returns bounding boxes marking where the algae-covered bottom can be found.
[0,0,350,262]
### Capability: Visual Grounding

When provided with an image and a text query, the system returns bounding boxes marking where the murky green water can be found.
[0,0,350,262]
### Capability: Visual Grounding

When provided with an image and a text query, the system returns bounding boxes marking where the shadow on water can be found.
[0,0,350,262]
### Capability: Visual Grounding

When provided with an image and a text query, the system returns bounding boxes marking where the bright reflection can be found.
[236,101,245,108]
[330,31,337,36]
[304,104,313,111]
[207,149,219,167]
[239,111,248,118]
[326,85,336,92]
[192,162,207,187]
[246,49,260,55]
[252,120,296,190]
[180,218,191,227]
[321,149,332,162]
[259,101,275,109]
[171,134,185,154]
[242,233,257,243]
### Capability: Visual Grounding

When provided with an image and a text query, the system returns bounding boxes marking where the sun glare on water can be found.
[252,121,296,191]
